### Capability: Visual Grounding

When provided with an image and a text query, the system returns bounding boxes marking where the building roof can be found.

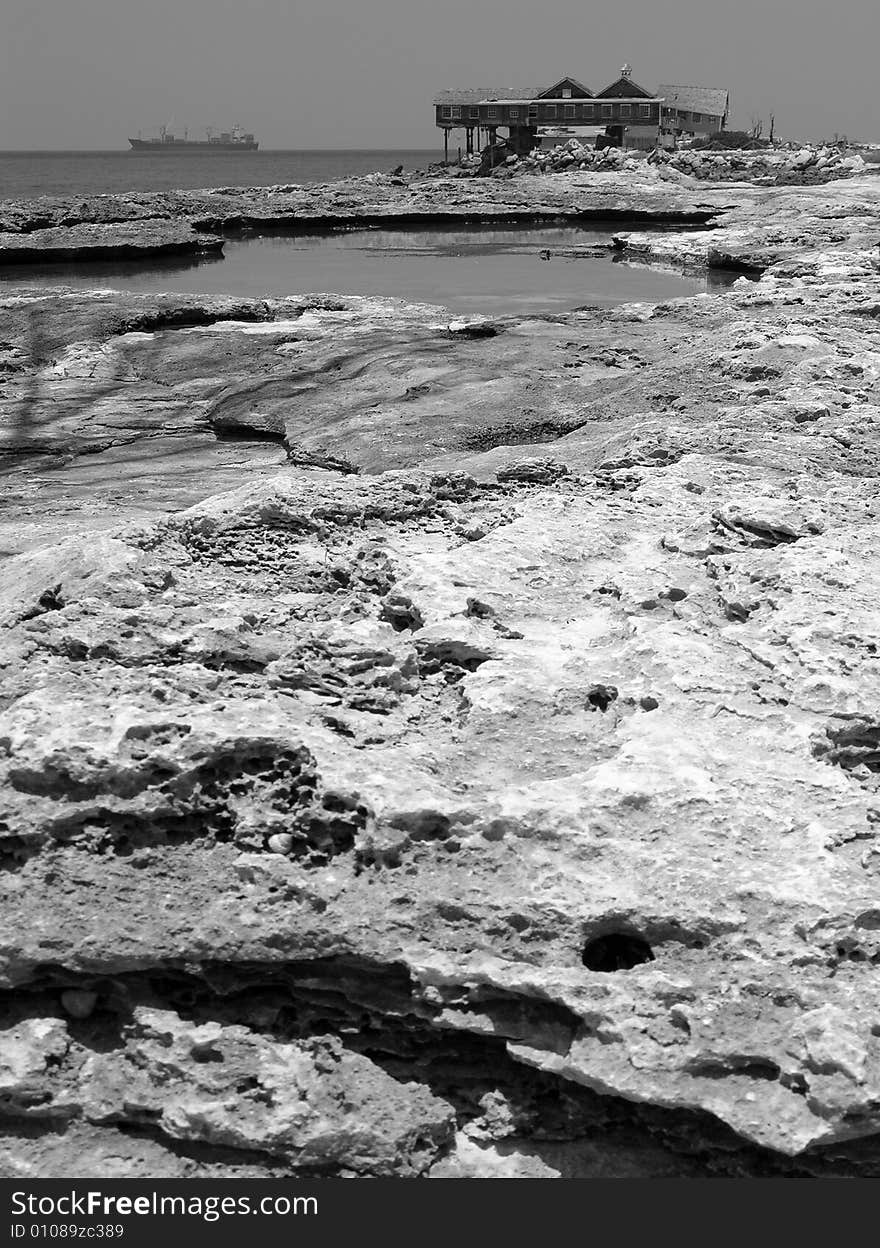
[433,88,540,105]
[656,85,730,116]
[537,76,594,100]
[597,75,656,99]
[434,72,667,108]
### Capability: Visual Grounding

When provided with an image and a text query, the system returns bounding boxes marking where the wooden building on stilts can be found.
[433,65,726,159]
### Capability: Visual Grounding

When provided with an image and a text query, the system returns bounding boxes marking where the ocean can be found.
[0,149,442,200]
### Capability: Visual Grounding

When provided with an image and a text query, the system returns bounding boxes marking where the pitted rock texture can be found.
[0,1006,451,1176]
[3,171,880,1177]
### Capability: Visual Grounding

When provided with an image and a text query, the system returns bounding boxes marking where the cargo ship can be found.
[128,124,258,151]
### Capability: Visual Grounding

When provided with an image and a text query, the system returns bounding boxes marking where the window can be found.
[640,103,651,118]
[602,103,612,118]
[544,104,556,118]
[469,107,478,119]
[441,107,451,119]
[451,107,461,119]
[510,107,519,119]
[562,88,572,98]
[692,112,702,123]
[620,103,631,117]
[564,104,575,119]
[528,104,538,119]
[488,106,499,120]
[584,102,595,114]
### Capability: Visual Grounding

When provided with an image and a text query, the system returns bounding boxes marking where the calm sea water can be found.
[0,150,441,200]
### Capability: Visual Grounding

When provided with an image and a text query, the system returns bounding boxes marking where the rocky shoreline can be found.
[0,165,726,267]
[2,166,880,1178]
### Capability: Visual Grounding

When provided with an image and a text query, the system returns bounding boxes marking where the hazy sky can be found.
[3,0,878,149]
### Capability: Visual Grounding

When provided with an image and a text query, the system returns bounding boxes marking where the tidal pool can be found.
[1,225,737,315]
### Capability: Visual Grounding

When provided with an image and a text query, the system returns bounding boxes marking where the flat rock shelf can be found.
[2,164,880,1179]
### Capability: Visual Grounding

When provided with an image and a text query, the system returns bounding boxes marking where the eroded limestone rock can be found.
[3,170,880,1176]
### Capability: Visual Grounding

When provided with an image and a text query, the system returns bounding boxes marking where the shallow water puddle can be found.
[1,226,735,315]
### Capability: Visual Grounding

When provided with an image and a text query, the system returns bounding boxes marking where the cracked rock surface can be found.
[3,169,880,1177]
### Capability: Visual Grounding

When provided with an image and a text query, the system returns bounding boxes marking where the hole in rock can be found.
[213,422,286,445]
[21,584,65,621]
[581,931,655,972]
[190,1044,225,1064]
[688,1057,781,1081]
[37,586,65,612]
[388,811,452,842]
[587,684,619,712]
[814,720,880,775]
[380,594,425,632]
[780,1072,808,1096]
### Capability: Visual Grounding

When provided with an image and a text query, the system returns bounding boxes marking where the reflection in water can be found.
[608,250,752,291]
[0,227,746,315]
[0,252,224,286]
[707,266,757,289]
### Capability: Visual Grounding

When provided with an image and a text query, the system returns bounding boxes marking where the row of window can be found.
[664,108,716,124]
[440,102,655,121]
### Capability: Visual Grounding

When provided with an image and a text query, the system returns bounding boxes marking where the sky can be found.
[2,0,878,149]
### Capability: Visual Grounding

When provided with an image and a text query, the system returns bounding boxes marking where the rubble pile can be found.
[520,141,642,174]
[456,140,870,186]
[456,139,645,176]
[656,144,868,185]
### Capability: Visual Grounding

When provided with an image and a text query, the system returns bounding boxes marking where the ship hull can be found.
[128,139,259,152]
